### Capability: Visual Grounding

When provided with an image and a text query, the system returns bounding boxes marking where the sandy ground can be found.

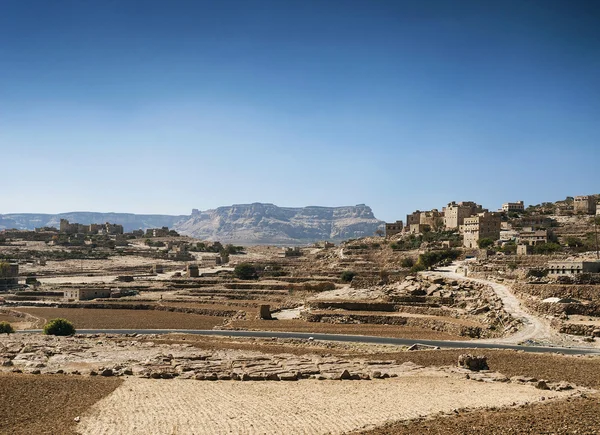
[311,285,386,300]
[76,372,573,435]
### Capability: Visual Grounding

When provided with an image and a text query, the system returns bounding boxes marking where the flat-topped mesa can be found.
[173,203,384,245]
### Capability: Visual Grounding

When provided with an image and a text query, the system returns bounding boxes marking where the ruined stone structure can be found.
[385,221,403,237]
[501,201,525,213]
[186,264,199,278]
[517,244,533,255]
[574,196,597,215]
[548,260,600,276]
[0,263,19,290]
[462,212,501,248]
[283,247,302,257]
[146,227,170,237]
[63,288,111,301]
[444,201,484,230]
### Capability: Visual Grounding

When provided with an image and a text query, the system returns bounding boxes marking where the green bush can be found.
[340,271,356,283]
[534,243,561,255]
[415,249,460,270]
[478,238,494,249]
[0,321,14,334]
[400,257,415,268]
[233,263,257,280]
[43,318,76,336]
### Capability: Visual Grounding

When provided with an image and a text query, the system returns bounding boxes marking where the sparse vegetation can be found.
[478,238,494,249]
[43,318,76,336]
[0,321,14,334]
[533,242,561,255]
[233,263,257,280]
[340,271,356,282]
[400,257,415,268]
[415,249,460,270]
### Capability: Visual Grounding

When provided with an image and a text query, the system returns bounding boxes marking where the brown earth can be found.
[16,307,225,330]
[360,395,600,435]
[0,373,122,435]
[228,318,466,340]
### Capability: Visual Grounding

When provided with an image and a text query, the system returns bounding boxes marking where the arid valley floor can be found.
[1,232,600,434]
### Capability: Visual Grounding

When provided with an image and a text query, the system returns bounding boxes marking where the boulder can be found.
[259,305,272,320]
[457,354,489,371]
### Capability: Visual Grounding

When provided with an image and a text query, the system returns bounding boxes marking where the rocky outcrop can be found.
[173,203,384,244]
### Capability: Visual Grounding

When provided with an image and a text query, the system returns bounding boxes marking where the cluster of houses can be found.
[59,219,124,235]
[386,195,598,251]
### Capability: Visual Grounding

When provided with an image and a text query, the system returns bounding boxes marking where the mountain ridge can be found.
[0,203,384,245]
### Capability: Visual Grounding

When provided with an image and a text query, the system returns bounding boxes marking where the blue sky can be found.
[1,0,599,221]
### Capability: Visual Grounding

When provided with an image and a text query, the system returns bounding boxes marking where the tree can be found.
[564,237,584,248]
[375,229,385,237]
[478,238,494,249]
[233,263,257,280]
[0,321,14,335]
[43,318,76,336]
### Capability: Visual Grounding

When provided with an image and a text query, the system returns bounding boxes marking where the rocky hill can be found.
[0,204,384,245]
[173,203,384,245]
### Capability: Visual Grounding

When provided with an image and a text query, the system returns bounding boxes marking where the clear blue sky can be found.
[1,0,598,221]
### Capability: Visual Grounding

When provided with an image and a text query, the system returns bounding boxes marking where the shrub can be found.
[534,242,561,255]
[400,257,415,268]
[43,318,76,336]
[416,249,460,270]
[0,321,14,334]
[233,263,257,280]
[340,271,356,283]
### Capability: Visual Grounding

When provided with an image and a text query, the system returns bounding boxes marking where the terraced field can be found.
[77,373,570,435]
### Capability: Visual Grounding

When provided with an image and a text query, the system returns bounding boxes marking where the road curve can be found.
[422,262,557,345]
[17,329,600,355]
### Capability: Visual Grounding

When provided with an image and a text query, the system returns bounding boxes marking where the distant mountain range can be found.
[0,203,384,245]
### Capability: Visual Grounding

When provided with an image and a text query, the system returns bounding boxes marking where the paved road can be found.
[17,329,600,355]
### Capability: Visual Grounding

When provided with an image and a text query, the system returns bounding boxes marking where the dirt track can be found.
[77,372,572,435]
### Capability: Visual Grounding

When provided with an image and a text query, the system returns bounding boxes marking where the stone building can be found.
[406,211,421,227]
[64,288,111,301]
[502,201,525,213]
[597,204,600,216]
[517,229,548,246]
[574,196,597,215]
[444,201,484,230]
[385,221,403,237]
[548,260,600,276]
[463,212,501,248]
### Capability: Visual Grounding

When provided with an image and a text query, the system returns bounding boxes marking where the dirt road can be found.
[422,262,587,347]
